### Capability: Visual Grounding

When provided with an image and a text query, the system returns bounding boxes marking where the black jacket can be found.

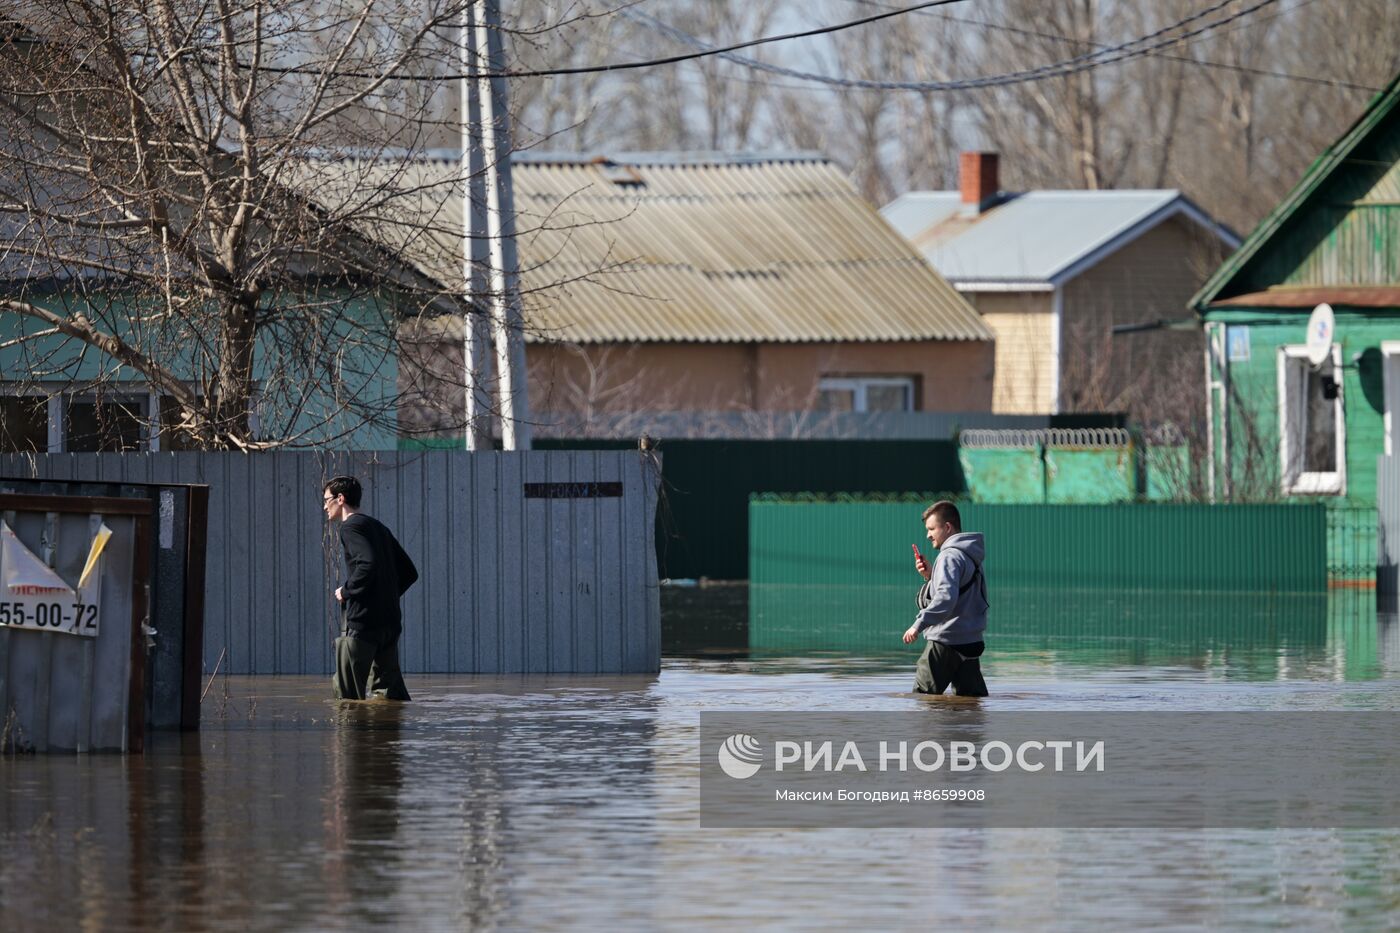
[339,513,418,635]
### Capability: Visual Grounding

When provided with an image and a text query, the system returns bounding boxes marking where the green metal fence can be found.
[749,498,1339,652]
[1327,505,1378,586]
[751,499,1329,591]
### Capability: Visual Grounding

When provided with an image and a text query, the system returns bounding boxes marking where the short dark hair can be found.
[921,500,961,530]
[324,475,362,508]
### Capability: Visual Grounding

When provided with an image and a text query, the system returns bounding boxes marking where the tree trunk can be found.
[212,296,258,447]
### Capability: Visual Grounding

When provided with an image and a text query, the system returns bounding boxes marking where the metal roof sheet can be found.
[292,155,991,344]
[881,189,1211,284]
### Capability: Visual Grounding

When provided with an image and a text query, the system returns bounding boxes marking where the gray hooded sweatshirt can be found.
[914,532,988,645]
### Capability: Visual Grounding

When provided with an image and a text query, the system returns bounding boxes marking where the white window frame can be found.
[1277,344,1345,496]
[816,375,916,413]
[1382,341,1400,457]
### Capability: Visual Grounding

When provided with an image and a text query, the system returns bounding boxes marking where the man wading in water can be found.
[902,500,989,696]
[323,475,418,700]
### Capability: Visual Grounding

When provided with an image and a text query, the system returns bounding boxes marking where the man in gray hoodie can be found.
[902,500,989,696]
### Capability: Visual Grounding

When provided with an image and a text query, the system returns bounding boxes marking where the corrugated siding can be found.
[0,511,137,752]
[0,451,661,675]
[751,500,1327,591]
[750,501,1327,652]
[750,500,1330,651]
[289,157,991,343]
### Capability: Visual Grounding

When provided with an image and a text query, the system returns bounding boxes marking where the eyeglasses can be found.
[322,494,337,504]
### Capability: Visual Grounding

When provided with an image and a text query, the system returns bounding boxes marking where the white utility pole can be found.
[468,0,531,450]
[460,1,492,451]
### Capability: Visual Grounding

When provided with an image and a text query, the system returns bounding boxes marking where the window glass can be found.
[866,383,911,412]
[816,388,856,412]
[66,398,146,452]
[1303,369,1336,473]
[1281,351,1342,494]
[817,376,915,413]
[0,397,48,452]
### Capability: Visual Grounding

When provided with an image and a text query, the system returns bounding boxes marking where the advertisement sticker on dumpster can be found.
[0,520,106,637]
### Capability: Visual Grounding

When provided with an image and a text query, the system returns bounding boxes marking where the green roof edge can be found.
[1190,69,1400,315]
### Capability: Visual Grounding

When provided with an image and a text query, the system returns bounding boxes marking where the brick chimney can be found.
[959,151,999,215]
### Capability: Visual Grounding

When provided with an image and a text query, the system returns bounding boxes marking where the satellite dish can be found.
[1305,303,1334,368]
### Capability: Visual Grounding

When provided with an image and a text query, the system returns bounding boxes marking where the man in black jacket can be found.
[323,475,418,700]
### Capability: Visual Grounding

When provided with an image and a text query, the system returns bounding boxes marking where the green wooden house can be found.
[1192,70,1400,517]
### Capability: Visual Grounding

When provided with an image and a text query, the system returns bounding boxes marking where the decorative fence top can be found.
[959,428,1133,450]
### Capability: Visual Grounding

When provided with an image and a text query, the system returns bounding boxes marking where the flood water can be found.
[4,589,1400,931]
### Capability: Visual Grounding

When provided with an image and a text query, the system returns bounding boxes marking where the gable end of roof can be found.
[1192,71,1400,312]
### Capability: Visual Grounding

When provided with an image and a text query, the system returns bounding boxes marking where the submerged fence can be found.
[753,499,1331,591]
[1,450,661,675]
[749,498,1362,652]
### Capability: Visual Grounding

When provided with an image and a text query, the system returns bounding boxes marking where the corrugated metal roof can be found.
[880,189,1226,285]
[292,154,991,344]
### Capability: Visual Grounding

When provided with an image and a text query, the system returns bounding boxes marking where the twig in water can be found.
[201,646,227,702]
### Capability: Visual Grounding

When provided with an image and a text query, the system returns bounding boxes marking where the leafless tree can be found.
[0,1,633,451]
[0,1,498,449]
[511,0,1398,237]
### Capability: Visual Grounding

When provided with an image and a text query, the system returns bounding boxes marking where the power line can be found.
[841,0,1379,93]
[187,0,974,82]
[496,0,976,78]
[126,0,1373,95]
[625,0,1288,92]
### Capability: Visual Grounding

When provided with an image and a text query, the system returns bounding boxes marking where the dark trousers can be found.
[914,639,988,697]
[334,628,411,701]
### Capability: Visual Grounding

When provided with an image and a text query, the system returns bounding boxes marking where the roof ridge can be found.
[896,188,1181,198]
[513,150,831,167]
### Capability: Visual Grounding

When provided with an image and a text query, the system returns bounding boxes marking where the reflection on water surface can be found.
[3,591,1400,930]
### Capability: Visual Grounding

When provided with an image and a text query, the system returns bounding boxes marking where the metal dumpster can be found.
[0,492,152,753]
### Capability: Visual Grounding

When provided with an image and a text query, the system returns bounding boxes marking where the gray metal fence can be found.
[0,450,661,675]
[1380,454,1400,607]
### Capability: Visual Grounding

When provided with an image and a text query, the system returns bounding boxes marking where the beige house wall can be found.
[529,343,761,414]
[401,333,995,437]
[962,291,1055,414]
[530,340,995,415]
[751,341,993,411]
[1059,216,1227,425]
